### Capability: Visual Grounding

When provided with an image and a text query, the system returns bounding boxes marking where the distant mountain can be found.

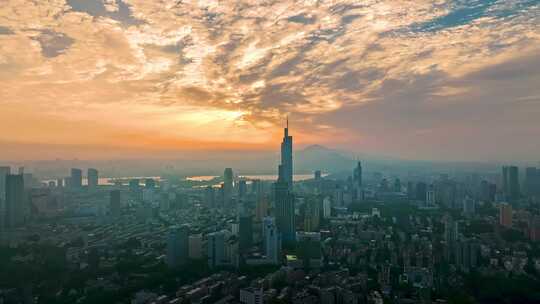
[295,145,355,173]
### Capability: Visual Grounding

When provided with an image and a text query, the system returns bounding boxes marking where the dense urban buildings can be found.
[1,119,540,304]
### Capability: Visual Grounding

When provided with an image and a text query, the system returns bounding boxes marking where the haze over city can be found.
[1,0,539,161]
[2,1,540,304]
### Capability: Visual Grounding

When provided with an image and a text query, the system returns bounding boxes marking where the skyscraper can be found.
[110,190,121,217]
[499,202,512,228]
[263,218,281,264]
[280,118,293,190]
[166,225,190,268]
[238,215,253,253]
[4,174,25,229]
[223,168,233,206]
[0,166,10,202]
[525,167,539,196]
[70,168,82,188]
[274,165,295,245]
[502,166,520,201]
[238,179,247,199]
[353,161,362,188]
[87,168,98,189]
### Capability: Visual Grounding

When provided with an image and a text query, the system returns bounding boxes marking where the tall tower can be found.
[70,168,82,189]
[223,168,233,207]
[274,165,295,245]
[502,166,520,201]
[87,168,98,189]
[280,117,293,190]
[353,161,362,188]
[5,174,25,229]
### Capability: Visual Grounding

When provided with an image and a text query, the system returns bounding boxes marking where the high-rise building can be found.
[70,168,82,188]
[204,186,215,208]
[525,167,539,196]
[4,174,25,229]
[304,198,320,232]
[353,161,362,188]
[274,165,295,245]
[444,215,458,244]
[189,234,203,259]
[87,168,98,189]
[314,170,322,181]
[502,166,520,201]
[238,215,253,253]
[416,182,427,202]
[322,196,332,219]
[264,219,281,264]
[223,168,233,207]
[462,196,475,216]
[110,190,121,217]
[280,118,293,190]
[166,225,190,268]
[207,230,227,268]
[296,231,322,268]
[238,179,247,199]
[499,202,512,228]
[0,166,10,202]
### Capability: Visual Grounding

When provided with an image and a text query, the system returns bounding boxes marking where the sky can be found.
[0,0,539,161]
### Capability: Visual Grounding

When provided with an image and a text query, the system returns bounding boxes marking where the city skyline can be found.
[1,1,540,161]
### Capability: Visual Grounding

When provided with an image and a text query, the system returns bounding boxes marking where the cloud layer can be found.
[0,0,539,161]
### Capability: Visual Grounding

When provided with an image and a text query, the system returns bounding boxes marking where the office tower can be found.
[502,166,520,200]
[223,168,233,206]
[240,288,264,304]
[353,161,362,188]
[18,167,24,174]
[238,179,247,199]
[304,199,320,232]
[4,174,25,228]
[525,167,539,196]
[207,230,227,268]
[145,178,156,189]
[109,190,121,217]
[274,165,295,245]
[166,225,190,268]
[407,181,415,200]
[280,118,293,190]
[56,178,63,188]
[204,186,215,208]
[322,197,331,219]
[314,170,322,180]
[70,168,82,188]
[444,215,458,244]
[499,202,512,228]
[426,185,436,206]
[238,215,253,253]
[462,197,475,216]
[480,180,496,202]
[264,220,281,264]
[416,182,427,202]
[251,179,262,196]
[255,198,268,222]
[87,168,98,189]
[262,216,275,242]
[394,178,401,192]
[296,231,322,268]
[189,234,203,259]
[0,166,10,202]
